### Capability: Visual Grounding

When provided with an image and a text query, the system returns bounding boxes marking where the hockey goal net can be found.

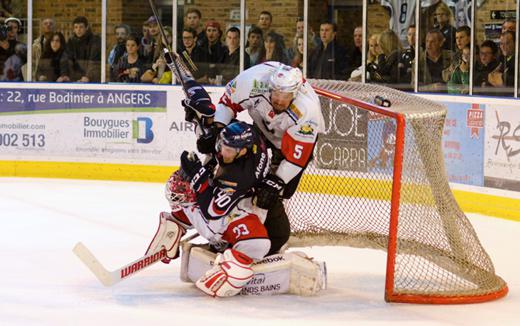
[286,80,508,304]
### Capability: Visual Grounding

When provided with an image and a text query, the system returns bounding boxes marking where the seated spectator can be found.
[36,32,70,82]
[108,24,131,82]
[32,18,56,80]
[0,16,25,80]
[397,25,416,87]
[178,27,209,82]
[220,27,249,84]
[308,21,348,80]
[346,26,362,78]
[433,2,456,51]
[199,20,225,78]
[442,25,470,82]
[502,18,516,33]
[184,8,205,45]
[413,29,452,92]
[447,45,470,94]
[1,42,25,81]
[113,34,149,83]
[488,31,515,92]
[290,33,314,71]
[473,40,499,91]
[370,29,402,84]
[259,31,288,64]
[245,26,263,67]
[66,16,101,82]
[257,11,282,41]
[140,16,161,64]
[350,33,379,82]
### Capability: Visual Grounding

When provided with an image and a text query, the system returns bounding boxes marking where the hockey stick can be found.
[73,242,166,286]
[147,0,196,89]
[73,233,200,287]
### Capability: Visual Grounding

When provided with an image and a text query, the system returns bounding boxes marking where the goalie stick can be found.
[73,233,199,287]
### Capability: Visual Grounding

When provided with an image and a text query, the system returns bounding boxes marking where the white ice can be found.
[0,177,519,326]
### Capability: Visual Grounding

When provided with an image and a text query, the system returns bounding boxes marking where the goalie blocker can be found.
[180,241,327,296]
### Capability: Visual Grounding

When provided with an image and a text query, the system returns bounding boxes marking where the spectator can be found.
[1,41,25,81]
[442,25,470,82]
[488,31,515,90]
[108,24,131,82]
[140,16,161,64]
[308,21,348,80]
[259,31,288,64]
[0,16,22,78]
[368,33,380,64]
[66,16,101,82]
[220,27,249,84]
[32,18,55,80]
[257,11,285,47]
[414,29,452,92]
[36,32,70,82]
[257,11,273,37]
[291,35,314,71]
[295,16,304,38]
[502,18,516,33]
[350,33,379,82]
[433,2,456,51]
[245,26,263,66]
[473,40,499,91]
[113,34,148,83]
[346,25,362,78]
[200,20,225,78]
[178,27,209,82]
[447,45,470,94]
[371,29,402,84]
[184,8,205,45]
[397,25,416,86]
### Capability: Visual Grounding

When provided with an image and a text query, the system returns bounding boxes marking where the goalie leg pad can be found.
[182,245,327,296]
[195,249,254,298]
[146,212,186,264]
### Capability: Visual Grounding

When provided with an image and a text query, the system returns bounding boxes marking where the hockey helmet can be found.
[269,64,303,97]
[217,121,254,151]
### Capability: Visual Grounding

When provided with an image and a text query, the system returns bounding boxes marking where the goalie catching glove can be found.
[255,174,285,210]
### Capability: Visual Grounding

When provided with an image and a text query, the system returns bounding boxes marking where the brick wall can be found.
[21,0,520,53]
[186,0,302,44]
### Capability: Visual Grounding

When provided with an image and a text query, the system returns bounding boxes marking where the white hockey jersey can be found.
[214,62,325,184]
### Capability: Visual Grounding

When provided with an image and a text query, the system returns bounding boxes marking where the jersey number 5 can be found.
[294,144,303,159]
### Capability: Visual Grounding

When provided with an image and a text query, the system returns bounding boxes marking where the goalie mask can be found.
[165,170,196,208]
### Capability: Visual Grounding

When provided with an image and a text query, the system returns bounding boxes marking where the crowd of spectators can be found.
[0,2,517,95]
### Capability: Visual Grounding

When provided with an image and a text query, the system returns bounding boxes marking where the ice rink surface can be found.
[0,177,519,326]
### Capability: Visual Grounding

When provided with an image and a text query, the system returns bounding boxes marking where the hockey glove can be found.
[181,80,215,127]
[180,151,212,193]
[256,174,285,210]
[196,125,220,154]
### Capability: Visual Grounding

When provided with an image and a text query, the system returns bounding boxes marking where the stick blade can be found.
[73,242,115,287]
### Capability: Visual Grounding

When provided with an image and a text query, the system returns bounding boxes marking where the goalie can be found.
[147,121,272,297]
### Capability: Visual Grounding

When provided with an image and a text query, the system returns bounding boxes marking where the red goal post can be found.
[286,80,508,304]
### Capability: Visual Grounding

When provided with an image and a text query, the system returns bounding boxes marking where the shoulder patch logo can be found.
[298,124,314,135]
[289,103,303,119]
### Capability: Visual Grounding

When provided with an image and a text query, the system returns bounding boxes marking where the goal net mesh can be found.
[286,80,507,303]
